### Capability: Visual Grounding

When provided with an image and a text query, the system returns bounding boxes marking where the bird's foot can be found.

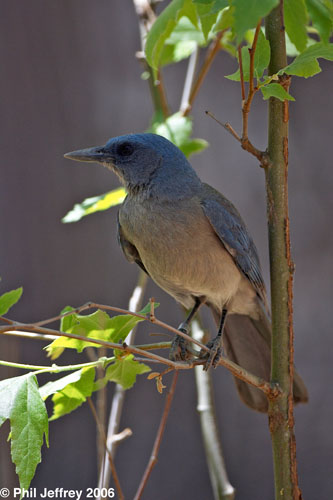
[169,323,192,362]
[200,335,223,371]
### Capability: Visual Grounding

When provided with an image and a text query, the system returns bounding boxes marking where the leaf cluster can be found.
[0,288,151,494]
[146,0,333,99]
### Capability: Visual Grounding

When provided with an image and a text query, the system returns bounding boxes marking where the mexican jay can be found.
[65,133,308,412]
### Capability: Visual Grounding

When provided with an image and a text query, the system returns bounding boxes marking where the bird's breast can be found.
[119,196,243,309]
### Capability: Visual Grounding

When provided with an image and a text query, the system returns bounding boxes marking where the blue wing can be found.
[200,183,267,308]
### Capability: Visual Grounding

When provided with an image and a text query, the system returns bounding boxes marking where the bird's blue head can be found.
[64,133,201,199]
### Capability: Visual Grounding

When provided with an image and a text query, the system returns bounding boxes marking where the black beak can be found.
[64,146,107,163]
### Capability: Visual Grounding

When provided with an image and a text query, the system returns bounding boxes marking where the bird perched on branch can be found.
[65,133,308,412]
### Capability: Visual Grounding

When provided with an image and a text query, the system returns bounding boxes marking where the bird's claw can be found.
[169,327,192,362]
[200,336,223,371]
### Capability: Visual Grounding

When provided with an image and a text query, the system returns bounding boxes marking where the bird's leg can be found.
[201,308,228,371]
[169,298,203,362]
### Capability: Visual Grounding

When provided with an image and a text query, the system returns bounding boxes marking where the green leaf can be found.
[160,40,197,66]
[0,375,28,422]
[165,16,206,44]
[284,0,308,52]
[260,82,295,101]
[210,0,229,14]
[195,3,219,41]
[0,287,23,316]
[150,112,209,157]
[212,7,233,33]
[104,355,150,390]
[44,306,76,360]
[46,302,158,357]
[283,41,333,77]
[60,305,77,333]
[39,369,84,400]
[145,0,198,71]
[0,374,49,491]
[181,138,210,156]
[305,0,333,43]
[62,187,127,223]
[50,367,95,420]
[254,29,271,79]
[225,29,270,81]
[232,0,279,44]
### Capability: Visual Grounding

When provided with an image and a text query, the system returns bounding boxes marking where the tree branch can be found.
[0,301,280,398]
[207,21,271,168]
[241,21,261,141]
[265,3,302,499]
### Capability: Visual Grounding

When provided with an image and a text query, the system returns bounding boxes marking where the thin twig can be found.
[242,21,261,141]
[205,111,241,143]
[134,371,179,500]
[206,109,271,168]
[0,329,57,342]
[0,316,14,324]
[0,315,278,397]
[182,31,224,117]
[87,397,124,500]
[149,296,155,321]
[208,22,271,168]
[238,46,246,102]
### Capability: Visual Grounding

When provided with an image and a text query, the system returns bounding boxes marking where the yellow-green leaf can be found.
[50,367,95,420]
[62,187,126,223]
[104,355,150,390]
[261,82,295,101]
[0,287,23,316]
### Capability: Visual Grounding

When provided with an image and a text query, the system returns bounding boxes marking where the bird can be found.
[64,133,308,412]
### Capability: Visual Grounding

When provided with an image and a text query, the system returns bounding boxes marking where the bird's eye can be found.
[117,142,134,157]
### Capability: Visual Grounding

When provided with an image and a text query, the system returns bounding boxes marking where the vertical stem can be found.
[265,3,301,499]
[192,320,235,500]
[133,0,170,118]
[183,31,224,117]
[97,271,148,497]
[180,46,199,114]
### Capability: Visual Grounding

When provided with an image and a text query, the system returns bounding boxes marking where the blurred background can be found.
[0,1,332,499]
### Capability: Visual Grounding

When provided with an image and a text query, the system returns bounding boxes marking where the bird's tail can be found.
[210,305,308,412]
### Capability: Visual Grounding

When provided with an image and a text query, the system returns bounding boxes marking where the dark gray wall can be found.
[0,1,332,498]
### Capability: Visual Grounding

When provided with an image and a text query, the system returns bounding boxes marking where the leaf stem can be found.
[0,357,113,375]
